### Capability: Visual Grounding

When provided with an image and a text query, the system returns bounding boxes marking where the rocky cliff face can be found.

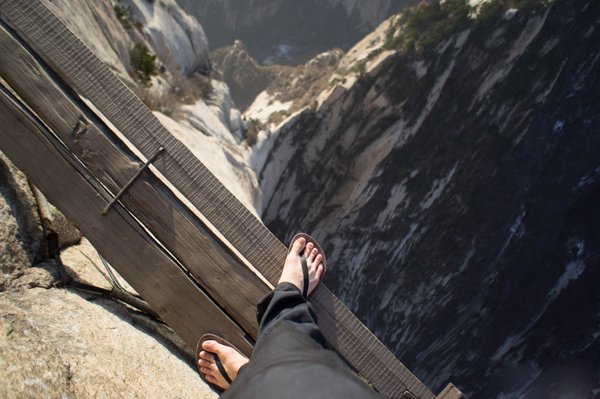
[123,0,210,75]
[210,40,287,111]
[0,153,216,398]
[1,1,254,397]
[211,40,343,114]
[258,1,600,397]
[178,0,419,65]
[42,0,261,214]
[42,0,210,90]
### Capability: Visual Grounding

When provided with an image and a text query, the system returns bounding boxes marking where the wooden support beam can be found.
[0,22,268,338]
[0,84,253,357]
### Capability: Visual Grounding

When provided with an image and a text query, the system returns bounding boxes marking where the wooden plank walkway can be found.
[0,79,255,357]
[0,1,464,398]
[0,24,267,339]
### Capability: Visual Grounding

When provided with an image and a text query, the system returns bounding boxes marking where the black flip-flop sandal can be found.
[196,334,244,392]
[288,233,328,297]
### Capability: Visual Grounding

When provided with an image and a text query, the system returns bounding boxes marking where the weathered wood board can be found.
[0,84,253,356]
[0,23,267,338]
[0,1,445,397]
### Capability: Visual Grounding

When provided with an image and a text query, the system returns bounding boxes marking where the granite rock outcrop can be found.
[257,1,600,397]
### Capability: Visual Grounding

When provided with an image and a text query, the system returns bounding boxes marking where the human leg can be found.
[197,235,382,398]
[196,235,325,390]
[253,234,328,349]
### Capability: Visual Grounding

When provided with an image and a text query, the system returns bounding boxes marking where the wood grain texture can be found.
[0,1,437,397]
[0,23,268,337]
[436,384,467,399]
[0,85,254,357]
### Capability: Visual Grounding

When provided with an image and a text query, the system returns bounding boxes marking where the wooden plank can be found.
[0,85,253,357]
[0,23,268,337]
[0,2,436,397]
[436,384,467,399]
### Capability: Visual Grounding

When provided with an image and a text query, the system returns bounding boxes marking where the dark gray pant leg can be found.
[255,282,328,350]
[222,283,383,399]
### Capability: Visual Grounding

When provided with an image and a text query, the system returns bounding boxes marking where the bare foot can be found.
[197,340,249,390]
[278,236,325,296]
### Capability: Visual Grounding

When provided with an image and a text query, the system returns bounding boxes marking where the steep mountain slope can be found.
[258,1,600,397]
[178,0,419,65]
[210,40,289,111]
[43,0,261,213]
[211,39,344,120]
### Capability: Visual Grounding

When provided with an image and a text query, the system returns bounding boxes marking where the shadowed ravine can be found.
[258,1,600,397]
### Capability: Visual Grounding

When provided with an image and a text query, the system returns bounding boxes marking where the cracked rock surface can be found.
[0,152,216,398]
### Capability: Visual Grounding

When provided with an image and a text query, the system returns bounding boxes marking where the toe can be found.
[308,247,318,263]
[291,236,306,255]
[202,340,224,355]
[304,242,314,258]
[314,254,323,267]
[316,263,324,279]
[199,351,215,362]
